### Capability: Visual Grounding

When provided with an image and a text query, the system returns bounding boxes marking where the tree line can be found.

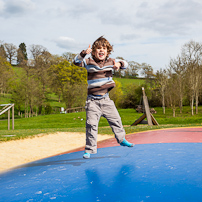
[0,42,87,117]
[155,40,202,116]
[104,40,202,117]
[1,40,202,117]
[0,41,150,116]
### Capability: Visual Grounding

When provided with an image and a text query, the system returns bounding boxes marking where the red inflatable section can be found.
[58,127,202,155]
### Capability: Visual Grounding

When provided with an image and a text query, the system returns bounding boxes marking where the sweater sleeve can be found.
[115,59,128,69]
[73,50,87,67]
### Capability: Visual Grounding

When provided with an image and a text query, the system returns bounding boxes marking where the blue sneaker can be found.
[83,152,91,159]
[120,138,134,147]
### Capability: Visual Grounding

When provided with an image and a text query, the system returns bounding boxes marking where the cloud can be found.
[120,33,140,41]
[67,0,133,24]
[66,0,97,18]
[136,0,202,35]
[0,0,5,13]
[94,0,135,26]
[74,0,202,37]
[54,36,86,53]
[0,0,35,17]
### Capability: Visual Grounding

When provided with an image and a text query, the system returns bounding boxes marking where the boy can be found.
[74,36,134,159]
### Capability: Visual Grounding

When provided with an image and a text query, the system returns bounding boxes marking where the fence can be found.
[0,104,15,130]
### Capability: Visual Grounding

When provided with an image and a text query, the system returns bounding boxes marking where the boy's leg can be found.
[85,99,102,154]
[101,97,125,144]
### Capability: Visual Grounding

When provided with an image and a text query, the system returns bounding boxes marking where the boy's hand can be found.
[85,44,92,55]
[113,60,121,70]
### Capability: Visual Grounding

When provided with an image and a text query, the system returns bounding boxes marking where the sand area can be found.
[0,132,113,173]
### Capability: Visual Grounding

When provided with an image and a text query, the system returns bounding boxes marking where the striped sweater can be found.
[74,51,128,95]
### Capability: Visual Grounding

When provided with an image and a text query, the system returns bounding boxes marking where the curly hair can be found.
[92,36,113,58]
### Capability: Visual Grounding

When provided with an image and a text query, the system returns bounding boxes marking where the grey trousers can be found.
[85,96,125,154]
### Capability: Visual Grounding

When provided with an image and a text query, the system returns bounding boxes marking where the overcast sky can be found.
[1,0,202,72]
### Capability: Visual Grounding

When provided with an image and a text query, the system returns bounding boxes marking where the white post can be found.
[12,105,14,130]
[8,109,10,130]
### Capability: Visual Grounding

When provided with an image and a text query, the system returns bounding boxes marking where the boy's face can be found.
[92,46,108,60]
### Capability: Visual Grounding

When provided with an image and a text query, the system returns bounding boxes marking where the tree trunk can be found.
[25,109,27,118]
[172,106,176,117]
[195,93,199,114]
[162,93,165,114]
[173,109,175,117]
[29,108,31,117]
[191,96,194,116]
[179,96,183,114]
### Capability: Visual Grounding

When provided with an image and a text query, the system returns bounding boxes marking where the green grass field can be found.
[0,94,12,104]
[1,106,202,142]
[114,77,145,91]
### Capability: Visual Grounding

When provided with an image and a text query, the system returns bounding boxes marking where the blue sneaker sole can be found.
[120,143,134,147]
[83,154,90,159]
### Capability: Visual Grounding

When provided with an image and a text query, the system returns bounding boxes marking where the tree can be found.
[169,56,186,113]
[127,61,140,78]
[17,42,28,65]
[62,52,76,64]
[29,45,53,101]
[49,61,87,108]
[11,78,27,115]
[0,57,14,94]
[181,40,202,115]
[4,43,17,64]
[166,68,180,117]
[29,44,47,61]
[155,68,168,114]
[62,83,87,108]
[34,51,52,96]
[140,63,154,78]
[0,42,6,59]
[11,72,43,117]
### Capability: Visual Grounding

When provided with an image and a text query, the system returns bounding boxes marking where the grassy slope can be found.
[113,77,145,91]
[0,94,11,104]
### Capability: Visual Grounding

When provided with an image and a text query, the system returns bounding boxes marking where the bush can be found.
[109,80,123,108]
[120,84,152,109]
[44,103,52,114]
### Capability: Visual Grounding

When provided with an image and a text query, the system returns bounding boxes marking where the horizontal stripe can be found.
[88,83,115,94]
[88,80,115,89]
[86,66,113,73]
[74,55,83,64]
[88,70,113,80]
[87,77,112,85]
[88,93,109,100]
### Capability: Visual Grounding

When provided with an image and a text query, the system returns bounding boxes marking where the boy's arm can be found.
[73,51,87,67]
[113,59,128,70]
[74,45,92,67]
